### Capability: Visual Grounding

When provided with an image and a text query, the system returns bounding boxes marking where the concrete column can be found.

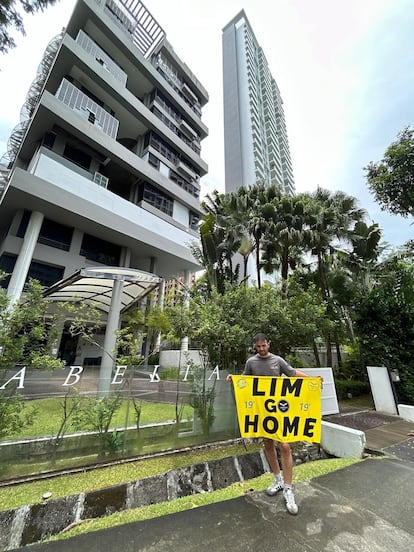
[97,247,130,397]
[155,279,165,352]
[98,277,124,397]
[180,270,191,352]
[142,256,157,361]
[7,210,44,306]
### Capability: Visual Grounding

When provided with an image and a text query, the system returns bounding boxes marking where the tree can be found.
[300,188,366,366]
[365,126,414,218]
[261,194,306,299]
[0,0,59,54]
[354,248,414,404]
[193,191,241,296]
[166,283,326,372]
[0,276,64,369]
[0,272,101,439]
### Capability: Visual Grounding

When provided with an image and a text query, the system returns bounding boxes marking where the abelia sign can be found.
[0,364,221,391]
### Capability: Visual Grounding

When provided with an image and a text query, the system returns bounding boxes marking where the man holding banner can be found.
[227,333,323,515]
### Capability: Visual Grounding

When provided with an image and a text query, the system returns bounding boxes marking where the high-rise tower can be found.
[222,10,294,195]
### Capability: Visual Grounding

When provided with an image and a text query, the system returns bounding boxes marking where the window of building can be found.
[38,219,73,251]
[189,211,200,232]
[139,182,173,216]
[0,254,16,288]
[0,254,64,289]
[80,233,121,266]
[169,170,199,198]
[16,210,31,238]
[145,132,180,165]
[42,131,56,149]
[148,152,160,169]
[63,143,92,171]
[16,212,74,251]
[28,261,64,288]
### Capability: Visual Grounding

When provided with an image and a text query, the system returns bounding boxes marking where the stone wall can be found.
[0,442,326,551]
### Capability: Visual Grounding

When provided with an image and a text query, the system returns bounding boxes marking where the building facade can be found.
[222,10,294,195]
[0,0,208,372]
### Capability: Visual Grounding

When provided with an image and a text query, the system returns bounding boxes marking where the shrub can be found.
[334,379,370,400]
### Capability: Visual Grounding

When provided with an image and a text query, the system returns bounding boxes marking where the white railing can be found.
[76,29,127,85]
[55,78,119,139]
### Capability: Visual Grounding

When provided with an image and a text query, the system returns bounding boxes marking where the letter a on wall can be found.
[232,376,322,443]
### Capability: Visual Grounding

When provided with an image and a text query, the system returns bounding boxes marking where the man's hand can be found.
[295,370,323,386]
[226,374,232,382]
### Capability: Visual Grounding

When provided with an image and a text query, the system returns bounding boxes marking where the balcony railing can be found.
[76,29,127,85]
[55,78,119,139]
[103,0,165,59]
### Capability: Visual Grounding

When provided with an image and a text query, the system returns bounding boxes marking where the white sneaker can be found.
[283,487,298,514]
[265,476,284,496]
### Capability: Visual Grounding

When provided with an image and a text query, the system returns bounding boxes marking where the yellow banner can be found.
[232,375,321,443]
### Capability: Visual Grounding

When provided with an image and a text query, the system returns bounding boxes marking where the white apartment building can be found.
[222,10,294,196]
[0,0,208,389]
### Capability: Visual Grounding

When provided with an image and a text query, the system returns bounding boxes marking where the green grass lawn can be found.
[4,397,194,440]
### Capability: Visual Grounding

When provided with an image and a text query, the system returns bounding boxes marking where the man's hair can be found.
[253,332,269,343]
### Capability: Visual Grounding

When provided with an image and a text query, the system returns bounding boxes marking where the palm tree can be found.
[240,183,281,288]
[301,188,366,366]
[262,194,306,299]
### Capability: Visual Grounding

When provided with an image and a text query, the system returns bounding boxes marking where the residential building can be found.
[0,0,208,386]
[222,10,294,195]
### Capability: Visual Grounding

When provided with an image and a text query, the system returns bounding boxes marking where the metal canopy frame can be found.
[44,266,161,315]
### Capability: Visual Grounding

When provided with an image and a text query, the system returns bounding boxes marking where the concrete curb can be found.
[321,420,366,459]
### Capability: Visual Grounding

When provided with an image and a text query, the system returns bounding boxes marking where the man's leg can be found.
[263,438,281,474]
[278,442,293,484]
[263,439,284,496]
[278,442,298,515]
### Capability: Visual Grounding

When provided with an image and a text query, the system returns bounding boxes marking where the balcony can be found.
[25,147,195,247]
[76,29,128,85]
[55,78,119,139]
[104,0,165,59]
[176,161,197,181]
[179,119,197,140]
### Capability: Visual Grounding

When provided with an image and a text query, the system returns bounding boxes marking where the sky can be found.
[1,0,414,249]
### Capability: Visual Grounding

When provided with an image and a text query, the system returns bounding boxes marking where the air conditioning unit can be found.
[93,171,109,188]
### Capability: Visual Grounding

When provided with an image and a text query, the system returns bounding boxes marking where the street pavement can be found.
[14,410,414,552]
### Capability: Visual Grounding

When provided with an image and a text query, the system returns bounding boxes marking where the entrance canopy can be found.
[44,266,161,315]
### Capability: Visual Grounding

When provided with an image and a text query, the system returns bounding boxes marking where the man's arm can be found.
[295,368,323,382]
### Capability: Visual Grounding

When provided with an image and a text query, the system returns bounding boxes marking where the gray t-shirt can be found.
[243,353,296,377]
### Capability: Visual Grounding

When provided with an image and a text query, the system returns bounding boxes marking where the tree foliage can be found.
[192,184,385,370]
[166,283,327,372]
[0,276,64,369]
[354,248,414,404]
[0,0,58,54]
[0,272,101,439]
[365,126,414,218]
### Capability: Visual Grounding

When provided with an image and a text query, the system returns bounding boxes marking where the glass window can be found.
[39,219,73,251]
[17,210,31,238]
[0,255,64,289]
[28,261,64,288]
[140,183,173,216]
[80,233,121,266]
[0,254,17,288]
[63,144,92,170]
[189,212,200,232]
